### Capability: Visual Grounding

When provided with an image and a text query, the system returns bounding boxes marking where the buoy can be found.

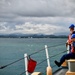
[46,66,52,75]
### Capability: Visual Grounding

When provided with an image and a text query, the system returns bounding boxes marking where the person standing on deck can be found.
[54,34,75,67]
[66,24,75,52]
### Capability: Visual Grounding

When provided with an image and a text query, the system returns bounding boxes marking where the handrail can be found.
[49,50,67,58]
[0,43,66,75]
[0,57,24,69]
[29,42,65,56]
[0,43,65,69]
[20,50,67,75]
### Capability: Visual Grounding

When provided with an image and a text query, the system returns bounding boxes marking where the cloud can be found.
[0,17,75,34]
[13,22,67,34]
[0,0,75,18]
[15,20,71,34]
[0,0,75,34]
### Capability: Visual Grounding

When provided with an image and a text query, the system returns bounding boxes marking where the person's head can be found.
[69,24,74,33]
[71,34,75,42]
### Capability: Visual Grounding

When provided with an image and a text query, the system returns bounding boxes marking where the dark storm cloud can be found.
[0,0,75,18]
[0,0,75,34]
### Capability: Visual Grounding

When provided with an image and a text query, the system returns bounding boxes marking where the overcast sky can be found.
[0,0,75,35]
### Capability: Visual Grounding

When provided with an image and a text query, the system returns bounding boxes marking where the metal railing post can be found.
[45,45,50,67]
[45,45,52,75]
[24,53,29,75]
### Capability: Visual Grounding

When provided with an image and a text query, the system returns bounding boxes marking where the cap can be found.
[69,24,74,28]
[71,34,75,39]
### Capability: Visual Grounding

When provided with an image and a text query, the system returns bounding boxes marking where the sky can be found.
[0,0,75,35]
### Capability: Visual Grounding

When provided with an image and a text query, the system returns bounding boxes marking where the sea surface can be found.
[0,38,67,75]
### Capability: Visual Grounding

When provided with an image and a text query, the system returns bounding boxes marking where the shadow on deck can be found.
[53,67,68,75]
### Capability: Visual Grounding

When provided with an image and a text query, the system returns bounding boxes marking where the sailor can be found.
[66,24,75,52]
[55,34,75,67]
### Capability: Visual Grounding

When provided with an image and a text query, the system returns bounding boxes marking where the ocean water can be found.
[0,38,67,75]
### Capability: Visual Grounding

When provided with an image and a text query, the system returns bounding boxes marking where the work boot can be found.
[54,60,61,67]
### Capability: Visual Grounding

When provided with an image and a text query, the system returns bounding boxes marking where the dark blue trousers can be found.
[60,53,75,64]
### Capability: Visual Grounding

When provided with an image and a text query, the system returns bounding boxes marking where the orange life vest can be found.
[67,34,72,44]
[67,31,75,52]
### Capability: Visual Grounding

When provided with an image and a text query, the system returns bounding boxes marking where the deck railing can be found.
[0,43,67,75]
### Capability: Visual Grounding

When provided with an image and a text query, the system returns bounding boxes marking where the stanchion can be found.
[45,45,52,75]
[24,53,29,75]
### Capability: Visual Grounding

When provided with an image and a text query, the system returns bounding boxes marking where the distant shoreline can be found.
[0,34,68,38]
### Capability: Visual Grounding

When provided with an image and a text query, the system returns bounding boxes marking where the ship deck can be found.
[53,67,68,75]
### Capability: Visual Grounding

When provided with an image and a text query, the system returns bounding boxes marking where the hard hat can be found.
[69,24,74,28]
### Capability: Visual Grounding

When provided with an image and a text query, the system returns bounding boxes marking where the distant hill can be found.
[54,32,69,36]
[0,33,68,38]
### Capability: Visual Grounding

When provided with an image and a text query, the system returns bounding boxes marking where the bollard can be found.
[46,66,52,75]
[66,59,75,75]
[68,59,75,72]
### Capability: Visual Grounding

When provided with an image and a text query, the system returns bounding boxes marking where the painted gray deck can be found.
[53,67,68,75]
